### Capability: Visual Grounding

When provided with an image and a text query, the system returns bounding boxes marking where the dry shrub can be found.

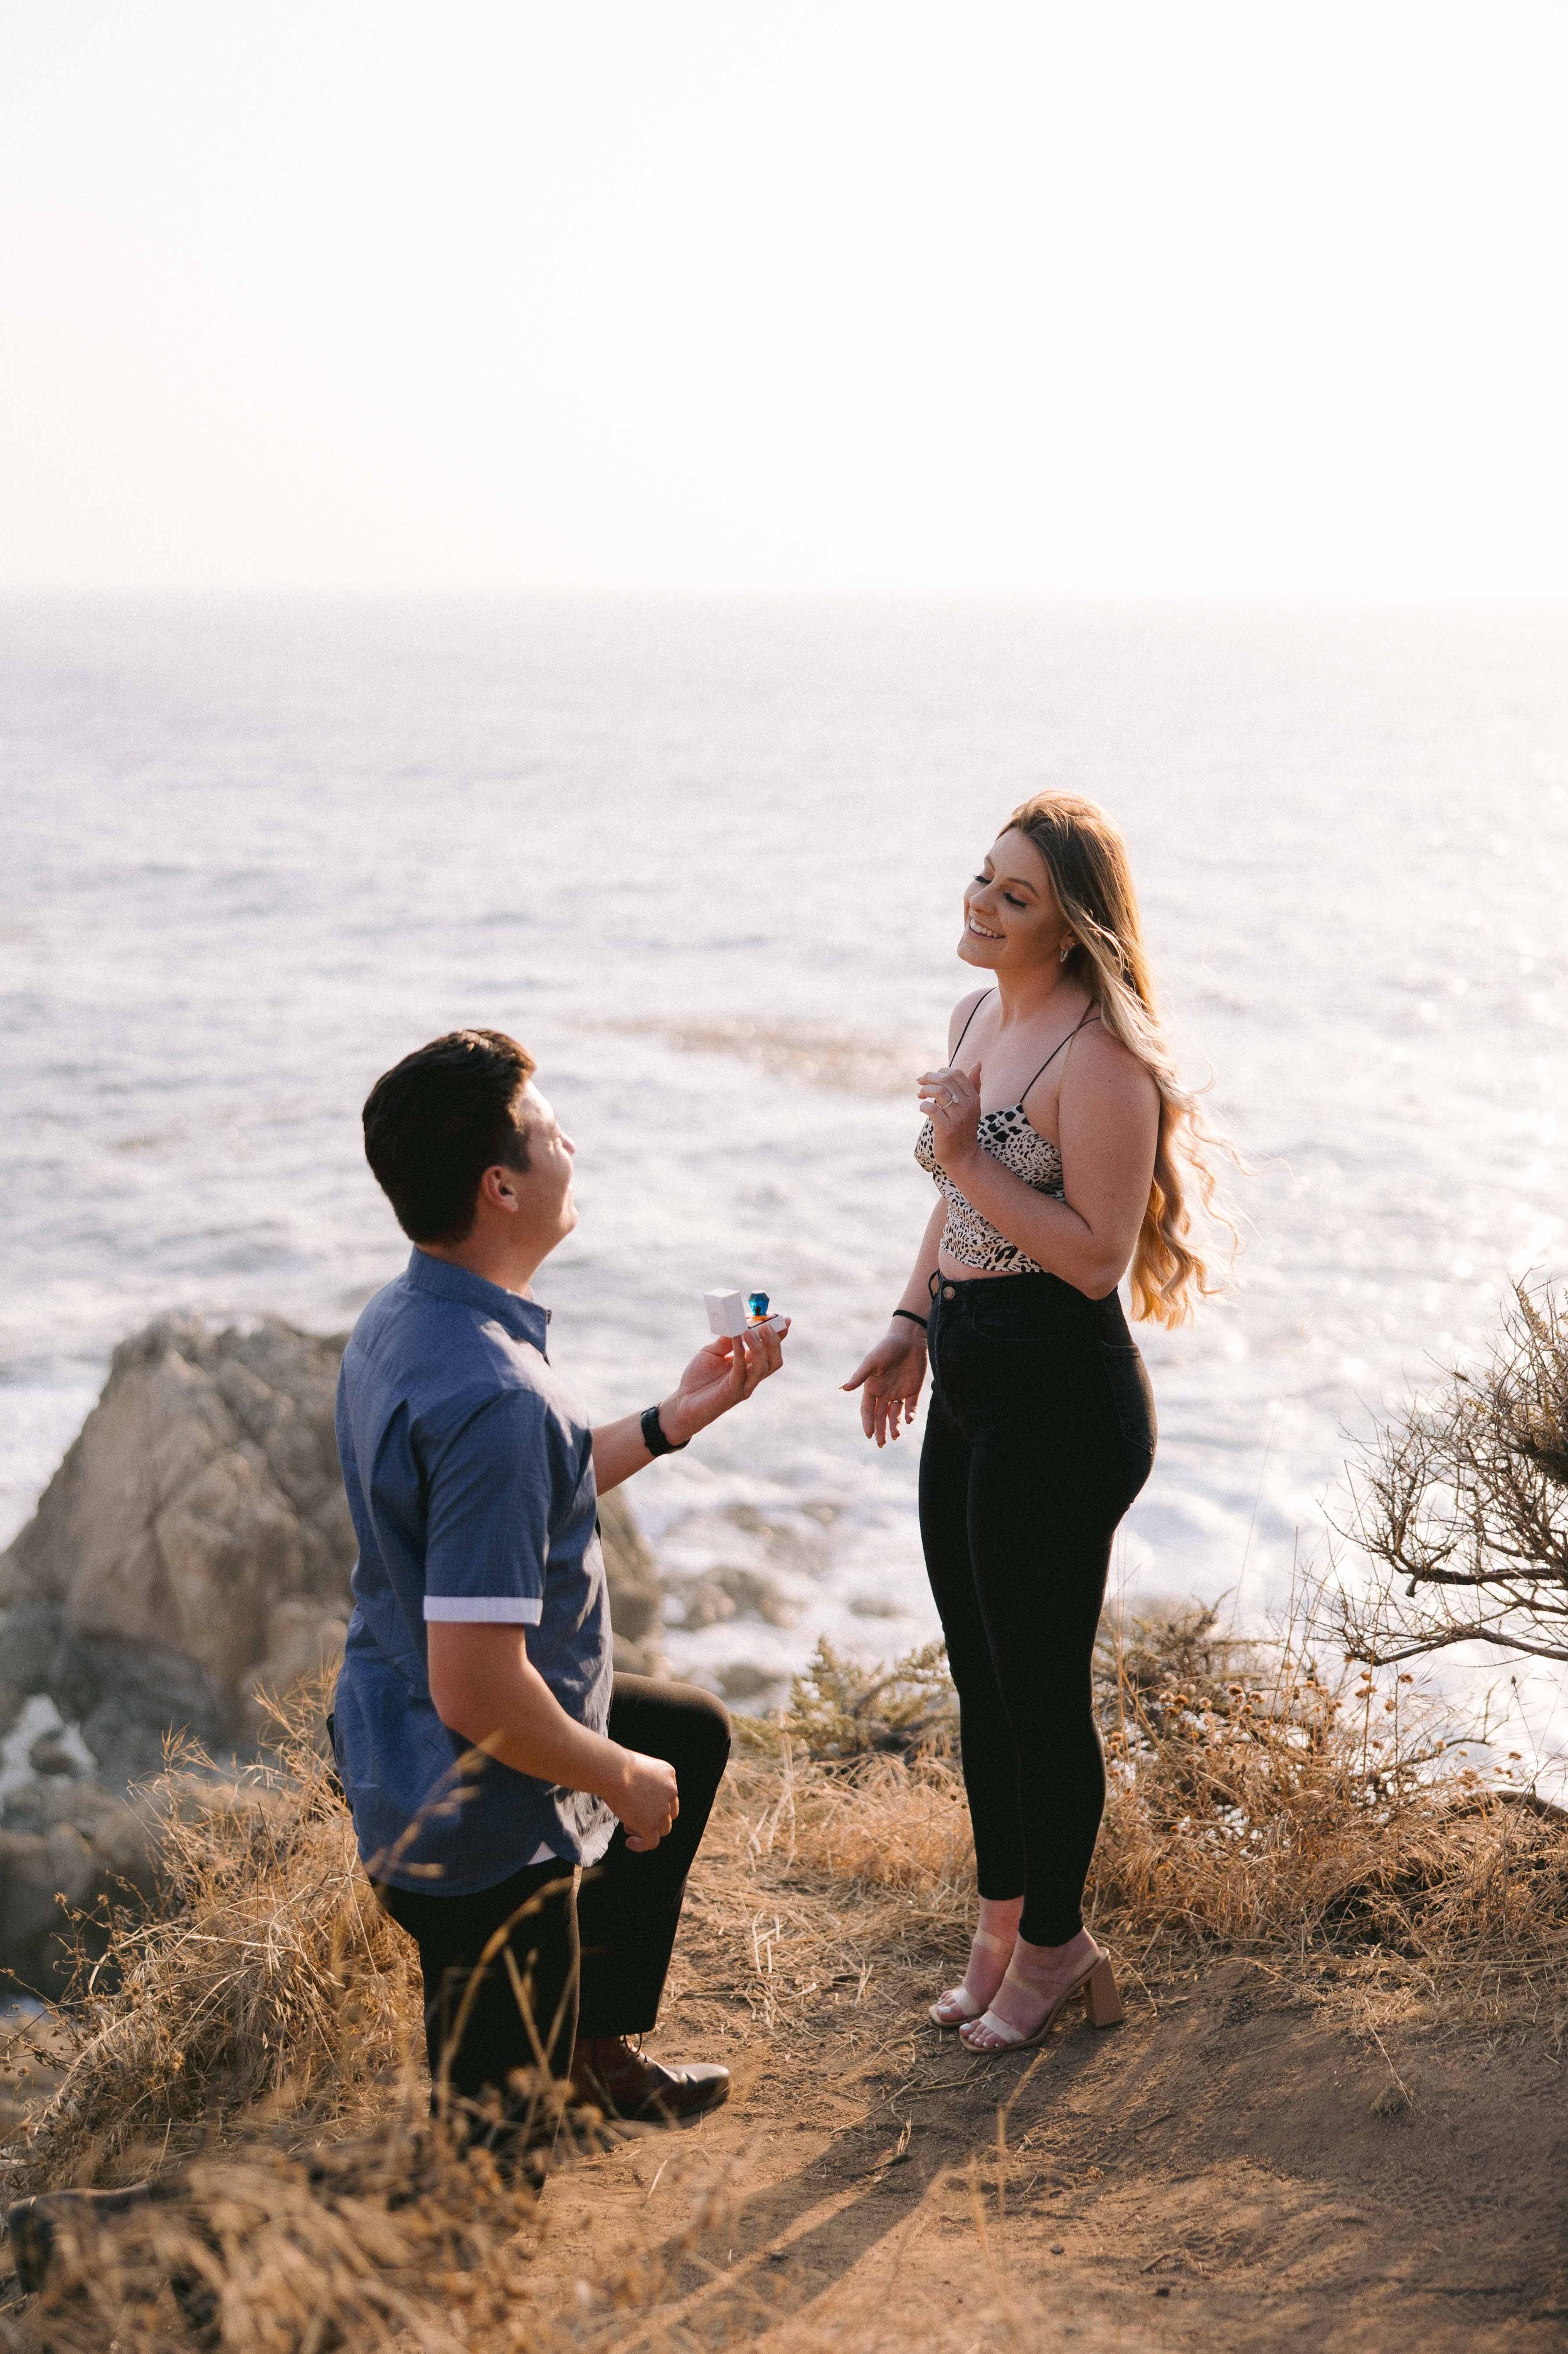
[758,1639,957,1762]
[4,2122,770,2354]
[730,1639,969,1907]
[1335,1279,1568,1667]
[744,1743,972,1900]
[12,1694,419,2193]
[8,2125,540,2354]
[1090,1605,1568,2000]
[754,1608,1568,2006]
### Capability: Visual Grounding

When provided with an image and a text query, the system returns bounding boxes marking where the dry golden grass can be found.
[1088,1607,1568,2005]
[739,1614,1568,2010]
[4,1611,1567,2349]
[10,1707,421,2192]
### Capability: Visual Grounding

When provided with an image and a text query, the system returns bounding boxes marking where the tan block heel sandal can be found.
[959,1945,1123,2051]
[928,1928,1014,2027]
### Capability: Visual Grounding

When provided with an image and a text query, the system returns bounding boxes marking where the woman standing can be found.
[844,792,1227,2053]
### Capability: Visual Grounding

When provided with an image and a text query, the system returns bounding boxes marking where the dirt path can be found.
[538,1956,1568,2352]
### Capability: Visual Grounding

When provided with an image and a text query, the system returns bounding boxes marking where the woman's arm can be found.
[841,1196,945,1446]
[920,1028,1158,1298]
[842,992,991,1445]
[896,1194,946,1318]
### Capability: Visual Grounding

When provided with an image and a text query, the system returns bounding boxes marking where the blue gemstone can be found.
[748,1292,769,1318]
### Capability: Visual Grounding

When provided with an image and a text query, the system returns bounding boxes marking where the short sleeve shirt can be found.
[332,1249,615,1895]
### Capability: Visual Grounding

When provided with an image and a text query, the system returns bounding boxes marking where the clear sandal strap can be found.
[967,2007,1027,2047]
[935,1984,983,2018]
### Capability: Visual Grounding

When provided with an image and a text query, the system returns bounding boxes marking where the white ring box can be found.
[704,1289,787,1338]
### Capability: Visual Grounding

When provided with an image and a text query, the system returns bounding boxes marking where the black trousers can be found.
[376,1676,731,2128]
[919,1272,1155,1947]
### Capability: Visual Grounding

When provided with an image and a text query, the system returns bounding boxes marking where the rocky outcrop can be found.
[596,1490,663,1675]
[0,1314,665,1993]
[0,1317,354,1773]
[0,1776,160,1999]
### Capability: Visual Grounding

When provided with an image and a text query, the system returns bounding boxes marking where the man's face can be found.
[504,1082,578,1250]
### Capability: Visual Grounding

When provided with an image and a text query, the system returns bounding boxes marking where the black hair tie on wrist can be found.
[640,1403,689,1456]
[892,1307,929,1330]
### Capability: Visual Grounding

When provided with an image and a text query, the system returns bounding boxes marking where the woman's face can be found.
[959,829,1073,972]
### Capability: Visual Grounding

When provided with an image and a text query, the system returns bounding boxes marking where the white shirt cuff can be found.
[423,1594,543,1624]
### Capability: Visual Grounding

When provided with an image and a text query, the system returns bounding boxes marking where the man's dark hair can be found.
[363,1030,537,1245]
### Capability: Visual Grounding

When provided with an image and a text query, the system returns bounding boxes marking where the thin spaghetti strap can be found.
[949,989,995,1063]
[1018,1008,1099,1105]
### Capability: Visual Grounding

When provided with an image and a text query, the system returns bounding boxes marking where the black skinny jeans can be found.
[377,1676,730,2143]
[919,1272,1155,1947]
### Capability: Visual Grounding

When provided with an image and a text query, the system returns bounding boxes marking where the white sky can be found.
[1,1,1565,594]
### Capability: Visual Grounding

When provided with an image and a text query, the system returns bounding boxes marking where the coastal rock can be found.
[672,1562,797,1632]
[0,1318,351,1771]
[0,1776,157,1995]
[597,1488,664,1676]
[26,1732,79,1780]
[0,1314,664,1777]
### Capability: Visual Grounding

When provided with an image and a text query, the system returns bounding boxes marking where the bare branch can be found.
[1332,1279,1568,1671]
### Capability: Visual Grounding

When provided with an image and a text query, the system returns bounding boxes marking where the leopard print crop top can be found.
[914,997,1095,1274]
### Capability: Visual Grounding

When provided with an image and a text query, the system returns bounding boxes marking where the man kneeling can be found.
[332,1028,786,2160]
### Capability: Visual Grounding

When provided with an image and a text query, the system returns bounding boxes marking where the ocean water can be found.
[3,594,1566,1707]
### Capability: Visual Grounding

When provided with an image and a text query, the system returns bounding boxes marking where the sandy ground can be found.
[536,1954,1568,2353]
[1,1861,1562,2350]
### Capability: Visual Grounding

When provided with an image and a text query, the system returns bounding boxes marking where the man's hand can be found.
[428,1623,683,1848]
[615,1749,680,1852]
[659,1320,789,1447]
[591,1319,790,1493]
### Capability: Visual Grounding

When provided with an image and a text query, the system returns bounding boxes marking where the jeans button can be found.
[942,1285,955,1300]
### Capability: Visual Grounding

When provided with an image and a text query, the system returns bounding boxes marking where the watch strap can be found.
[640,1402,688,1457]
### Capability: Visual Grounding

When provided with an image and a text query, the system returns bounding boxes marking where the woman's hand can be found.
[918,1062,982,1173]
[842,1323,928,1447]
[660,1321,790,1446]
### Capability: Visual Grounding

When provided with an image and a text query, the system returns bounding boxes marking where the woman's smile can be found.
[966,913,1004,940]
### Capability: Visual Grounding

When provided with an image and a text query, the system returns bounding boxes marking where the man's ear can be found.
[477,1163,521,1215]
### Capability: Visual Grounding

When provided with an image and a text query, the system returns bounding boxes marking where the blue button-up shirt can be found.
[332,1249,615,1895]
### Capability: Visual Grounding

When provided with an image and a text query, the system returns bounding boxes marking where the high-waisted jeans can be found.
[919,1271,1156,1946]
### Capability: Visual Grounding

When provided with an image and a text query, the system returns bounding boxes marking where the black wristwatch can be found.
[640,1402,689,1457]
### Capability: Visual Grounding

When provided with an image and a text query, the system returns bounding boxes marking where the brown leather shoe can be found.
[571,2036,730,2126]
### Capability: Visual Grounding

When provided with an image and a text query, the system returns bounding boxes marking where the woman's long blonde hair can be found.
[1007,791,1236,1326]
